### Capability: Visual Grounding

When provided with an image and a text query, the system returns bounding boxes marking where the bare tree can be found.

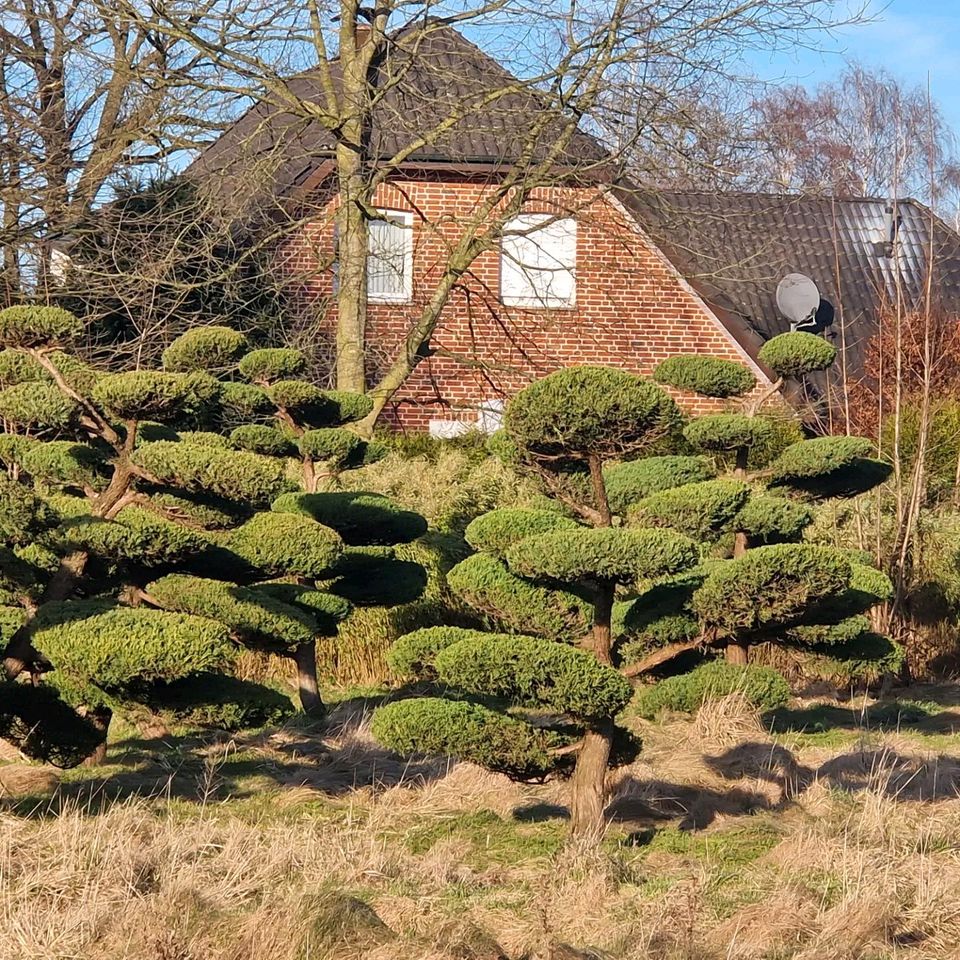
[747,64,960,203]
[123,0,855,431]
[0,0,236,294]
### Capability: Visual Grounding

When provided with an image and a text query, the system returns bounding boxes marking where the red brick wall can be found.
[276,173,770,431]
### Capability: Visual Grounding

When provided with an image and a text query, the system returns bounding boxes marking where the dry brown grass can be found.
[5,694,960,959]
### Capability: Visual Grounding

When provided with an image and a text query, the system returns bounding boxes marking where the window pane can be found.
[368,214,411,302]
[501,214,576,307]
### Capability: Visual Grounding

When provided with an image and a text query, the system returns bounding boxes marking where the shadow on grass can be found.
[1,686,449,820]
[606,777,776,830]
[704,739,960,803]
[765,699,960,736]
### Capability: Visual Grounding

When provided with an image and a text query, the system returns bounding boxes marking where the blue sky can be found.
[752,0,960,132]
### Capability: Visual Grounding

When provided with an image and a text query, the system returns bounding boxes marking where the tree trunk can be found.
[293,641,325,717]
[82,706,112,766]
[334,140,369,392]
[728,445,749,665]
[569,722,614,840]
[570,578,616,838]
[725,642,749,665]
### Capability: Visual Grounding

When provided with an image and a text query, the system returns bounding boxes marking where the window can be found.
[500,214,576,308]
[367,210,413,303]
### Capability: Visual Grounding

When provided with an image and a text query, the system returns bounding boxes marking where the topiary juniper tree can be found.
[0,310,425,763]
[375,347,896,838]
[373,366,701,839]
[639,331,896,675]
[151,329,427,713]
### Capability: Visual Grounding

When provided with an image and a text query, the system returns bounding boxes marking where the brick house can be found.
[192,23,960,433]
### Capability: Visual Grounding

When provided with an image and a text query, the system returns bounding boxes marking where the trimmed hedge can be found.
[387,626,502,680]
[247,582,350,635]
[20,440,105,488]
[447,552,591,641]
[0,349,42,387]
[321,390,374,424]
[63,507,208,566]
[148,490,246,530]
[683,414,774,452]
[371,697,561,780]
[807,632,905,684]
[782,457,892,499]
[238,348,306,383]
[162,326,248,373]
[33,602,236,694]
[177,430,231,449]
[604,456,716,514]
[768,436,875,483]
[735,495,814,543]
[266,379,326,414]
[133,440,287,504]
[654,355,755,398]
[230,425,297,457]
[505,526,699,584]
[299,428,364,466]
[693,544,852,638]
[146,673,294,730]
[272,491,427,546]
[228,512,342,578]
[464,508,580,558]
[616,574,704,661]
[93,371,218,421]
[787,614,872,648]
[0,305,82,347]
[219,381,273,419]
[0,473,58,545]
[505,366,678,460]
[435,634,633,720]
[629,479,750,541]
[326,557,428,608]
[147,574,318,652]
[0,433,38,468]
[634,660,791,718]
[0,382,77,429]
[758,332,837,378]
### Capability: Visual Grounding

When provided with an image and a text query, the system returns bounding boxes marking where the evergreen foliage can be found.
[0,307,426,764]
[0,305,83,346]
[654,355,756,398]
[372,698,562,780]
[634,660,791,718]
[375,345,891,840]
[629,479,751,541]
[464,508,580,558]
[758,331,837,378]
[603,455,716,513]
[161,325,249,372]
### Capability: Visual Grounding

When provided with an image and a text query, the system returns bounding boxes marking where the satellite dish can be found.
[776,273,821,331]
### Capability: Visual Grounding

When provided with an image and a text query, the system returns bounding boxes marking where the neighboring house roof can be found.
[190,22,607,204]
[623,190,960,378]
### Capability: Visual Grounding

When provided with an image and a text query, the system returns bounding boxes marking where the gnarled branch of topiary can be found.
[28,348,120,446]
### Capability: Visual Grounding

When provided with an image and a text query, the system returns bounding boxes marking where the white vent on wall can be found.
[428,398,505,439]
[428,419,472,439]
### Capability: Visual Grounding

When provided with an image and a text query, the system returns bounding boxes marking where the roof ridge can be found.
[644,187,930,208]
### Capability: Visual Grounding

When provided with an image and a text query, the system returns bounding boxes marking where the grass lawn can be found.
[4,686,960,959]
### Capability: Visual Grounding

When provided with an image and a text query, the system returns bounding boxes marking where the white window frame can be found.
[367,209,414,304]
[500,213,577,309]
